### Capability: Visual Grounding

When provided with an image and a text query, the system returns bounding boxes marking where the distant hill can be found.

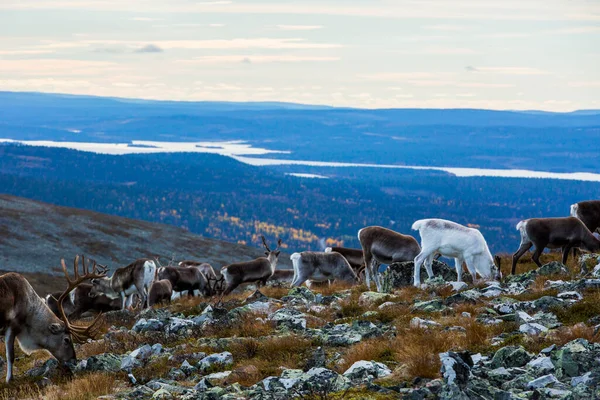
[0,194,292,279]
[1,91,599,173]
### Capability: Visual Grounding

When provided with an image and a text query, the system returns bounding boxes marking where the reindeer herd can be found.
[1,200,600,383]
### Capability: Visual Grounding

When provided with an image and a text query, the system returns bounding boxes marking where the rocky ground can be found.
[2,253,600,399]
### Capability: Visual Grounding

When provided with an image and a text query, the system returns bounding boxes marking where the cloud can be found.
[422,24,469,31]
[130,17,161,21]
[2,0,598,22]
[543,26,600,35]
[133,44,164,53]
[0,49,55,55]
[177,55,340,64]
[568,81,600,87]
[84,38,342,50]
[0,59,124,76]
[275,25,323,31]
[465,66,549,75]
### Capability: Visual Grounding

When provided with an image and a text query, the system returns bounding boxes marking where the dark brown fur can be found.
[148,280,173,306]
[512,217,600,274]
[572,200,600,233]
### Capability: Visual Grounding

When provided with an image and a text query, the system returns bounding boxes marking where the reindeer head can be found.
[51,256,106,368]
[261,236,282,261]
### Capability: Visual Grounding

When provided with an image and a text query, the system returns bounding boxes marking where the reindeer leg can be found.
[413,249,434,287]
[511,242,532,275]
[120,292,126,310]
[454,258,463,282]
[562,245,572,266]
[5,327,15,383]
[424,254,435,280]
[531,246,545,268]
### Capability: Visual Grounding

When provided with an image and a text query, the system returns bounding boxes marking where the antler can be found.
[56,255,107,343]
[275,239,282,251]
[260,235,271,252]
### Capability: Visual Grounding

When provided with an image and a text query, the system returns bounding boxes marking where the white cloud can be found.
[177,55,340,64]
[275,25,323,31]
[466,66,550,75]
[84,38,342,50]
[0,49,54,55]
[129,17,161,21]
[422,24,469,31]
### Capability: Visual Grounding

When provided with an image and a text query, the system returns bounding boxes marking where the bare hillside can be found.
[0,194,292,282]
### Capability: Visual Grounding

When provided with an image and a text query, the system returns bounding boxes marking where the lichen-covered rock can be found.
[132,318,164,333]
[315,320,382,346]
[527,374,559,389]
[527,356,555,375]
[439,352,472,400]
[283,287,316,303]
[410,317,441,329]
[269,308,307,330]
[82,353,122,373]
[358,291,394,306]
[342,360,392,383]
[491,346,533,369]
[197,352,234,372]
[383,260,471,289]
[26,359,59,378]
[412,299,448,313]
[552,339,598,379]
[165,317,195,335]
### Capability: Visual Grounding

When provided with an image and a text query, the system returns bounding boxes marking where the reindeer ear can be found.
[48,323,64,334]
[274,251,281,257]
[265,251,269,256]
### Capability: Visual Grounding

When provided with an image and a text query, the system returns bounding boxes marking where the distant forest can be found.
[1,144,598,254]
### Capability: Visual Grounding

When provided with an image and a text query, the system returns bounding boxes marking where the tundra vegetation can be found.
[2,252,600,399]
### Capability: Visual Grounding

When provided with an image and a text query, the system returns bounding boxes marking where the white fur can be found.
[412,218,497,287]
[570,203,579,219]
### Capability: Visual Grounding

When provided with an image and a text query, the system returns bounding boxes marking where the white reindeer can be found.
[411,219,500,287]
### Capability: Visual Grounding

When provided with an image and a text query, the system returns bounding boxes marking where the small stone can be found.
[410,317,441,329]
[527,374,559,389]
[526,356,555,374]
[519,322,549,335]
[343,360,392,383]
[197,352,233,372]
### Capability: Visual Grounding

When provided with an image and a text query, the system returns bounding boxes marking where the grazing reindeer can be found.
[178,261,222,295]
[157,266,211,297]
[290,251,359,287]
[90,259,156,309]
[220,236,281,296]
[46,283,121,320]
[511,217,600,274]
[358,226,421,292]
[267,269,295,286]
[148,280,173,306]
[325,247,366,281]
[412,219,499,286]
[1,255,105,383]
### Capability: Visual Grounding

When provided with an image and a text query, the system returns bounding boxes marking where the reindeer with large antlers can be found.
[220,236,282,296]
[0,255,105,383]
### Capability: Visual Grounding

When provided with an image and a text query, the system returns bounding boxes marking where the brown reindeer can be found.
[358,226,421,291]
[148,280,173,306]
[1,255,105,383]
[512,217,600,274]
[220,236,282,296]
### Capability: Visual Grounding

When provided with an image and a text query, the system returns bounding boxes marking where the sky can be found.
[0,0,599,110]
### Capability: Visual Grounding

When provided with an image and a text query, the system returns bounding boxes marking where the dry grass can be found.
[228,335,314,385]
[0,373,116,400]
[391,327,461,379]
[260,286,291,299]
[552,289,600,325]
[336,338,395,372]
[311,282,357,297]
[204,313,275,338]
